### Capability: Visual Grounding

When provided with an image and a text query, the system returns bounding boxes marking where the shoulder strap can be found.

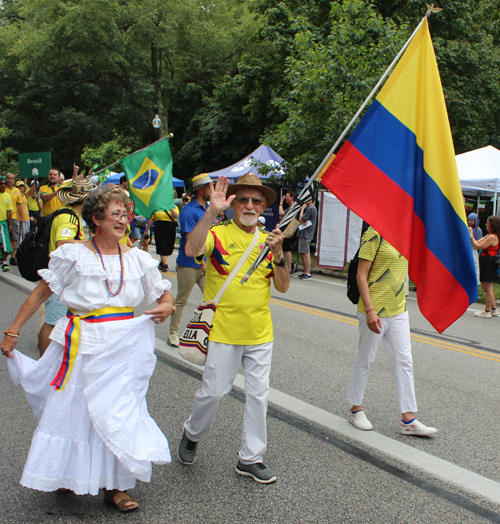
[212,227,260,304]
[163,210,174,221]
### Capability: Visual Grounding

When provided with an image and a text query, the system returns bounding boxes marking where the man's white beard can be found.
[239,213,258,227]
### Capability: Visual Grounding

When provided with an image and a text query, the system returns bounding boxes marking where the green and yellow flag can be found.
[120,138,174,218]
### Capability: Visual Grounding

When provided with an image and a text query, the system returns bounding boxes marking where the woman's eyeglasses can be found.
[236,197,265,206]
[109,211,131,223]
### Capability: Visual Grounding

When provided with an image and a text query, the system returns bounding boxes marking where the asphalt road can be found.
[1,248,500,523]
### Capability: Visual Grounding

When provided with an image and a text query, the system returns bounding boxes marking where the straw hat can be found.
[188,173,212,196]
[57,178,95,204]
[226,173,275,207]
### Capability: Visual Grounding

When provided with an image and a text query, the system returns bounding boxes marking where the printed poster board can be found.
[316,191,363,270]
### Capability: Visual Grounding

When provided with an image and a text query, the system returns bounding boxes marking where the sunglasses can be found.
[236,196,265,206]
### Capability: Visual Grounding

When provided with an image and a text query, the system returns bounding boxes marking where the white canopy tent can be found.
[456,145,500,215]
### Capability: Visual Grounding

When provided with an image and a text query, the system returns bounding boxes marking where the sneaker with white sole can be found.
[398,418,437,436]
[235,460,277,484]
[349,410,373,431]
[491,308,500,317]
[474,309,492,318]
[167,332,180,347]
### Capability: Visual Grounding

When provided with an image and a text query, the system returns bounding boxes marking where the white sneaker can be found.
[474,309,492,318]
[398,419,437,436]
[168,333,180,347]
[349,410,373,431]
[491,308,500,317]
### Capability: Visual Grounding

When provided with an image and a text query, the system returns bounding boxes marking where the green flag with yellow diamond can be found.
[120,138,174,218]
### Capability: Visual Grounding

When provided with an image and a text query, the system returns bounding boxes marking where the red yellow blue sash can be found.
[50,306,134,391]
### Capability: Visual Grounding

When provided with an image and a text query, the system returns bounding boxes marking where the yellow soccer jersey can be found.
[6,186,22,220]
[21,193,29,222]
[151,207,179,222]
[39,184,64,216]
[28,195,40,212]
[202,219,275,345]
[49,206,84,254]
[0,192,13,222]
[357,228,408,318]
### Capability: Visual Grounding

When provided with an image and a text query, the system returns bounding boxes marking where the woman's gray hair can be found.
[82,186,132,234]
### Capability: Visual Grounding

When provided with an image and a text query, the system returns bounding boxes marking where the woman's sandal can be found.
[103,489,139,512]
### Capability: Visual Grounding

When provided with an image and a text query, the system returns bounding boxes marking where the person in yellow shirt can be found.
[0,176,13,271]
[39,168,64,217]
[15,180,30,241]
[5,172,23,265]
[143,204,179,272]
[27,180,42,226]
[177,173,289,484]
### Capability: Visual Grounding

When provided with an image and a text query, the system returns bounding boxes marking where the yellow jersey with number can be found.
[49,206,84,254]
[201,219,275,345]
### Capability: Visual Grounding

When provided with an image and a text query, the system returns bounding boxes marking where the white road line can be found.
[2,271,498,504]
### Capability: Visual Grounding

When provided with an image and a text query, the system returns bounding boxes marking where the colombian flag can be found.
[321,19,477,333]
[120,138,175,218]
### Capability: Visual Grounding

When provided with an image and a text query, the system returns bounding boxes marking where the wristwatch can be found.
[275,256,286,267]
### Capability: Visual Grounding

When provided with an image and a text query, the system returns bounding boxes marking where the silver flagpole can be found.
[240,13,432,284]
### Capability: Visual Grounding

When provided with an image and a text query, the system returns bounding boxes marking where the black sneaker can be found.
[235,460,277,484]
[9,256,17,266]
[178,430,198,465]
[299,273,312,280]
[161,264,169,272]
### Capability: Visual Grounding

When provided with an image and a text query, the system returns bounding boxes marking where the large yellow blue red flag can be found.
[120,138,174,218]
[321,18,477,333]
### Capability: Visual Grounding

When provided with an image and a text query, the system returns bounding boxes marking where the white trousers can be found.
[184,340,273,464]
[347,311,417,414]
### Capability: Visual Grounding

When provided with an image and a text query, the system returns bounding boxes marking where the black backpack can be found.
[17,208,81,282]
[347,236,382,304]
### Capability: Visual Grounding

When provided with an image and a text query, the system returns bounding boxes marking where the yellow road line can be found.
[269,298,500,363]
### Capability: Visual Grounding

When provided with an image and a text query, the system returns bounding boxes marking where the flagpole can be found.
[240,13,434,284]
[91,137,169,177]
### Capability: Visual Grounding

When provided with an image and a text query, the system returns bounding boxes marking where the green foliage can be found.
[264,0,406,181]
[0,126,19,173]
[0,0,499,183]
[81,138,135,172]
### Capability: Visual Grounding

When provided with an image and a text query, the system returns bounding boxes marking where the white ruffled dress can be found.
[8,243,172,495]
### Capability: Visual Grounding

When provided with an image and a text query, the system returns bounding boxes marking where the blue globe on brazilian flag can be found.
[120,139,175,218]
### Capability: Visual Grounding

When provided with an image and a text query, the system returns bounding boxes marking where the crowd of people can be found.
[0,165,497,513]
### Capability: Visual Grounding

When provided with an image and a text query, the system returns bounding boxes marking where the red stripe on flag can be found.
[322,142,470,333]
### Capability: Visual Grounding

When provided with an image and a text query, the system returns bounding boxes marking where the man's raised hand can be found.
[209,176,235,214]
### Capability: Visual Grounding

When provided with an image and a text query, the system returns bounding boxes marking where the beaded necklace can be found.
[91,236,124,297]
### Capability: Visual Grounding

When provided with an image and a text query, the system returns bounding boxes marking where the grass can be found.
[476,282,500,304]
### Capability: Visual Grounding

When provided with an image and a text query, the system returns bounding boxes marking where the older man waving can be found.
[178,174,289,483]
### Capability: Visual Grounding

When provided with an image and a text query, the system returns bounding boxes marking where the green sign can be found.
[18,152,52,178]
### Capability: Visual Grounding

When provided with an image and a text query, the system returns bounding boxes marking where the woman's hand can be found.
[1,334,17,359]
[144,302,175,324]
[366,310,382,334]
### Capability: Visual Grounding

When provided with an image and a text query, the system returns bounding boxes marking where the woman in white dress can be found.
[1,186,175,512]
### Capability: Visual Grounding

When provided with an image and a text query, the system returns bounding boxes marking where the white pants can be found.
[347,311,417,414]
[184,340,273,464]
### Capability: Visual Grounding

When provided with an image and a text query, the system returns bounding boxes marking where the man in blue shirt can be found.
[167,173,212,347]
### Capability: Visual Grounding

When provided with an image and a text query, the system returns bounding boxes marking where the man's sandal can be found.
[103,489,139,512]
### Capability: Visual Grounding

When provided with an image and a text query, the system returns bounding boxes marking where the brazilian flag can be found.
[120,138,174,218]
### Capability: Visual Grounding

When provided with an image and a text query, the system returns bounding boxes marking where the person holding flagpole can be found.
[1,185,174,512]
